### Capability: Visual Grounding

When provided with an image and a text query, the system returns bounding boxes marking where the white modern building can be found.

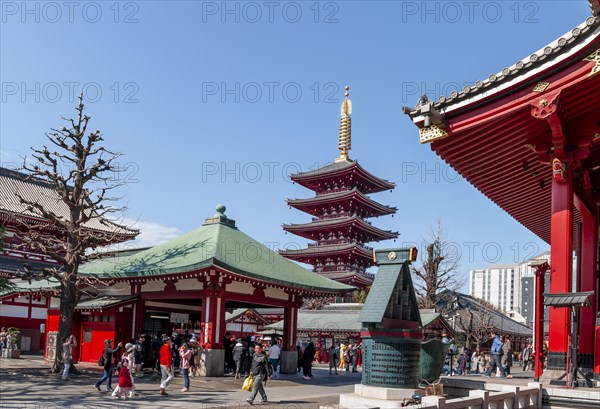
[469,251,551,326]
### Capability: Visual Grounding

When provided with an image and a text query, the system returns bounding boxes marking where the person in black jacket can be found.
[232,338,247,379]
[95,339,122,392]
[302,342,315,379]
[246,344,271,405]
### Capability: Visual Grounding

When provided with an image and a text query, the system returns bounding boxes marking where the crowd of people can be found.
[85,331,344,402]
[440,330,545,379]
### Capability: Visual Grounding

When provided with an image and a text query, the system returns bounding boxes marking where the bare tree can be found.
[456,308,493,349]
[411,221,462,309]
[14,95,136,372]
[301,296,331,310]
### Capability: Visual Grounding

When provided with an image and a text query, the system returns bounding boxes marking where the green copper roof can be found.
[0,278,60,298]
[359,248,422,327]
[267,308,441,333]
[79,216,354,293]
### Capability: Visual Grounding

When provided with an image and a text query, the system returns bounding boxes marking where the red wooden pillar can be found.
[283,292,299,351]
[576,201,597,371]
[533,262,548,381]
[283,305,298,351]
[547,164,573,371]
[200,275,226,349]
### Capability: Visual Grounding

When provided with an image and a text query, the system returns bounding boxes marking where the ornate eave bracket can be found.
[583,47,600,77]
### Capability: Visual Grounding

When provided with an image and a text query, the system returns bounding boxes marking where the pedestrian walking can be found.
[159,337,174,396]
[61,335,77,380]
[179,343,192,392]
[345,344,353,371]
[351,343,359,372]
[151,332,163,372]
[328,344,338,375]
[246,343,271,405]
[296,343,303,373]
[268,339,281,377]
[117,359,133,400]
[233,338,247,379]
[302,342,315,379]
[111,343,136,398]
[502,335,513,378]
[522,343,532,371]
[339,343,346,369]
[95,339,122,392]
[133,334,145,377]
[483,331,506,378]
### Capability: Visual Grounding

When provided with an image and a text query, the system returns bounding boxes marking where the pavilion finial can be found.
[336,86,352,162]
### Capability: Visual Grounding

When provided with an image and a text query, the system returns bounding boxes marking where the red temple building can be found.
[404,1,600,385]
[281,87,398,289]
[0,167,137,352]
[3,205,353,375]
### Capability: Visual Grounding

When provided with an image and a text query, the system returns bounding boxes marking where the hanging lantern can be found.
[552,158,566,183]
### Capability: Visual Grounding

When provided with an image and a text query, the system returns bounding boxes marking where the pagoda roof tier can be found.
[279,243,374,264]
[290,160,395,194]
[282,216,398,242]
[79,207,354,294]
[319,270,374,286]
[287,188,397,218]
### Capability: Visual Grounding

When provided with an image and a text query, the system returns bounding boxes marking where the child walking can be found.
[179,343,192,392]
[118,360,133,399]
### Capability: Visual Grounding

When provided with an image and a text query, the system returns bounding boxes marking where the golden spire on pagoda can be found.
[336,86,352,162]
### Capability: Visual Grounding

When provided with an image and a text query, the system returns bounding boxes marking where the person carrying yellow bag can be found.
[242,373,253,391]
[245,343,271,405]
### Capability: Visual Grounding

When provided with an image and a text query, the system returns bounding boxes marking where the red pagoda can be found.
[281,87,398,289]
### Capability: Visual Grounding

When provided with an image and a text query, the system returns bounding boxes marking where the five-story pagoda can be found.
[280,87,398,289]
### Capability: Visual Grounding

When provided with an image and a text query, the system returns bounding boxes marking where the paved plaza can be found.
[0,355,360,409]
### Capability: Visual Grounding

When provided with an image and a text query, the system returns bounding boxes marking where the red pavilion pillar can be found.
[530,94,575,375]
[200,275,226,349]
[547,160,573,372]
[576,198,597,373]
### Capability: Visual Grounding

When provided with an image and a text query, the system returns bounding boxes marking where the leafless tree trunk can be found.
[411,221,461,309]
[13,95,135,373]
[456,306,493,349]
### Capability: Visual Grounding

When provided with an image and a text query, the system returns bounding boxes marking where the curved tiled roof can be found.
[79,218,354,293]
[0,167,137,238]
[287,188,397,217]
[405,15,600,116]
[290,160,395,193]
[282,216,398,241]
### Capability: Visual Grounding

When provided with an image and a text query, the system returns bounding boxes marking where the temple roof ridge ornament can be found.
[203,204,237,228]
[336,86,352,163]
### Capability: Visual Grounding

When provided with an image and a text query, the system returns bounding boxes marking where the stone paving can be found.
[0,355,361,409]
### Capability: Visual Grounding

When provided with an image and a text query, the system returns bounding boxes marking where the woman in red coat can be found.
[118,360,133,399]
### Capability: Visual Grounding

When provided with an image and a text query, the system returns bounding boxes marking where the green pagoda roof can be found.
[79,207,354,293]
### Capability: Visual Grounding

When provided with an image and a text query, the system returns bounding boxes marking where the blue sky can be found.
[1,1,592,291]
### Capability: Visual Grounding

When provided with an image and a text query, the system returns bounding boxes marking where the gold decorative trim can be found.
[337,86,352,161]
[419,125,449,144]
[533,82,550,92]
[583,48,600,77]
